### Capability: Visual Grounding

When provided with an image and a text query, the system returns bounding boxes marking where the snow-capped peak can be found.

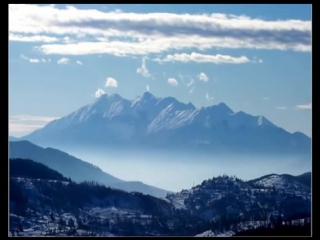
[216,102,234,114]
[257,115,273,127]
[108,93,123,101]
[131,92,159,107]
[141,91,156,100]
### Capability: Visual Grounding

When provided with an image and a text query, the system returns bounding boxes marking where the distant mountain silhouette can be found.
[9,136,19,141]
[281,172,311,188]
[10,158,70,181]
[9,141,169,198]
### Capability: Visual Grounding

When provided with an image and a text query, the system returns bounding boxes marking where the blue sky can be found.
[9,4,311,137]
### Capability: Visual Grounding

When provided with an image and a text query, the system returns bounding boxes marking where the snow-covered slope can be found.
[249,173,311,193]
[167,174,311,221]
[253,175,295,189]
[21,92,311,155]
[195,230,235,237]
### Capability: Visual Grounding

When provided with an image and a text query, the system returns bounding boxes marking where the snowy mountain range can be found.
[19,92,311,156]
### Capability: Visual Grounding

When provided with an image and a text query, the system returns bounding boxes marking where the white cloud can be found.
[29,58,40,63]
[20,54,41,63]
[95,88,105,98]
[263,97,269,100]
[206,92,214,102]
[186,79,195,87]
[57,57,70,64]
[63,36,75,43]
[253,56,264,63]
[9,33,59,43]
[198,72,209,82]
[161,52,251,64]
[113,9,123,14]
[206,93,210,101]
[295,103,311,109]
[41,58,46,62]
[146,84,150,92]
[189,86,195,94]
[153,58,163,64]
[20,54,28,60]
[105,77,118,88]
[136,57,150,78]
[47,58,51,62]
[8,4,311,56]
[168,78,178,86]
[76,60,83,65]
[276,107,287,110]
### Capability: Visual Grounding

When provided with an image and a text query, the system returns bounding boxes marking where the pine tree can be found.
[68,218,75,229]
[50,213,55,222]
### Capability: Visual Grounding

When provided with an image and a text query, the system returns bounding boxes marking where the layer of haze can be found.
[64,148,311,192]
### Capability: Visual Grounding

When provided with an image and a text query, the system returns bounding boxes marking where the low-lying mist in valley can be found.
[61,147,311,192]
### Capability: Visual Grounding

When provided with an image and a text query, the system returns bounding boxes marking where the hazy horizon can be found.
[57,147,311,192]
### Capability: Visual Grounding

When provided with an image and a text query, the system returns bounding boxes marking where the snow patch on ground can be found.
[195,230,235,237]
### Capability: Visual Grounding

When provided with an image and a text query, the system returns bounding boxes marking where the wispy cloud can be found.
[187,79,195,87]
[276,106,287,110]
[57,57,70,64]
[9,5,311,56]
[105,77,118,88]
[76,60,83,65]
[95,88,105,98]
[177,73,194,87]
[63,36,77,44]
[20,54,28,60]
[9,115,60,136]
[295,103,311,109]
[206,92,214,102]
[136,57,150,78]
[146,84,150,92]
[159,52,252,64]
[198,72,209,82]
[189,86,195,94]
[168,78,178,87]
[29,58,40,63]
[252,56,264,63]
[9,33,59,43]
[20,54,42,63]
[10,115,60,122]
